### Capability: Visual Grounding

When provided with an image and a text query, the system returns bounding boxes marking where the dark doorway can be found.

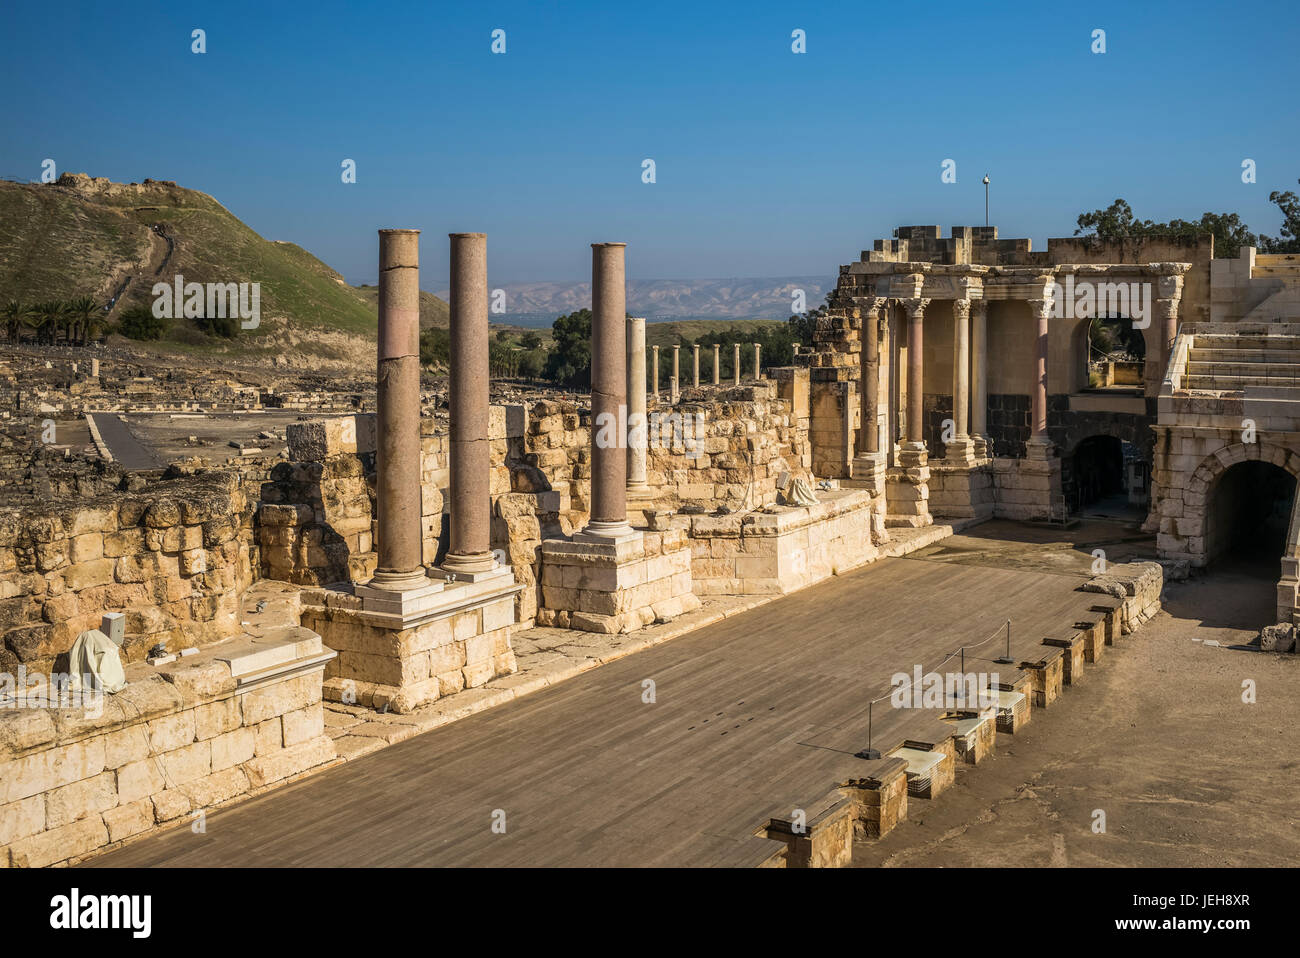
[1073,435,1126,514]
[1206,460,1296,573]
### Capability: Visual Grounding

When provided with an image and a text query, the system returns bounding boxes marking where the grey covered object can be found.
[68,628,127,694]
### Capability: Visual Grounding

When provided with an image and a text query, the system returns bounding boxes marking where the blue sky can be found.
[3,0,1298,285]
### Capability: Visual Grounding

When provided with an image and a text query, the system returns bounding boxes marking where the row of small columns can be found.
[647,342,764,400]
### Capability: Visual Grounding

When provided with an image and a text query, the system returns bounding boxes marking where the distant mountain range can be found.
[436,276,836,326]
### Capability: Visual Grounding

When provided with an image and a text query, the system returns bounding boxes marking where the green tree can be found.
[519,331,543,350]
[3,301,24,344]
[1259,180,1300,253]
[543,308,593,388]
[117,304,170,341]
[65,296,102,346]
[1075,198,1257,258]
[419,327,450,366]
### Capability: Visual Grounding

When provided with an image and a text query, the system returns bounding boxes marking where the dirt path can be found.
[853,564,1299,867]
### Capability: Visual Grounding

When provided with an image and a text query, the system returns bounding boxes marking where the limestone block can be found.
[102,797,154,844]
[45,770,118,829]
[7,815,107,868]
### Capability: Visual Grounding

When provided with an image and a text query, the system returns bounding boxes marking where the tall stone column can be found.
[440,232,496,578]
[753,343,761,380]
[903,298,929,447]
[859,299,884,455]
[370,229,430,594]
[692,344,700,388]
[971,300,988,458]
[1026,297,1052,457]
[947,299,975,463]
[651,344,660,400]
[671,344,680,403]
[712,344,720,384]
[626,316,650,499]
[582,242,634,540]
[733,343,741,386]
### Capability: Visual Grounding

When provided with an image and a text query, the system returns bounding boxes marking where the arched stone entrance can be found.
[1183,442,1300,623]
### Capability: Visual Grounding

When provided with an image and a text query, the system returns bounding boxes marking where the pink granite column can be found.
[583,243,633,539]
[971,300,988,456]
[904,298,929,445]
[372,229,429,591]
[859,299,883,454]
[442,232,495,577]
[692,344,700,388]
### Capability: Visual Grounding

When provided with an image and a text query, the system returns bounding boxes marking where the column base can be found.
[430,558,512,585]
[576,518,638,543]
[1025,436,1055,461]
[354,578,446,621]
[844,451,888,496]
[972,435,989,459]
[885,445,933,527]
[945,435,978,465]
[434,550,498,580]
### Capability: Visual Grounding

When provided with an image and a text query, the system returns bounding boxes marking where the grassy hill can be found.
[0,174,450,355]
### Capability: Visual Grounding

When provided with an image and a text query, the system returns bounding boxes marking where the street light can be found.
[983,174,990,227]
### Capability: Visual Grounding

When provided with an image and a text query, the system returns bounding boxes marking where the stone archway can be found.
[1183,441,1300,623]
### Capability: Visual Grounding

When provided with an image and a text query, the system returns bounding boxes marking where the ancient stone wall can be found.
[0,605,335,867]
[1,471,256,677]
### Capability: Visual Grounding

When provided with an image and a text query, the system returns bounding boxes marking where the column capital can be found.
[1156,273,1184,300]
[970,298,988,319]
[952,298,971,321]
[902,297,930,318]
[1026,297,1053,320]
[863,296,889,318]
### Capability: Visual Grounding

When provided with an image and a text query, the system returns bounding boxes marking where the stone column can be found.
[971,300,988,458]
[733,343,741,386]
[651,344,660,400]
[371,229,430,593]
[441,232,496,578]
[692,344,700,388]
[1027,297,1052,456]
[947,299,975,463]
[671,344,680,403]
[626,316,650,498]
[859,299,884,455]
[753,343,761,380]
[582,242,633,540]
[903,298,929,447]
[712,344,720,384]
[1155,273,1184,389]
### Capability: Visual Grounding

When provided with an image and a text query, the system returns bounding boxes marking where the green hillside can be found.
[0,174,449,348]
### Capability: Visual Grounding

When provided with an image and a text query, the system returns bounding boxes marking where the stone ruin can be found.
[4,224,1295,867]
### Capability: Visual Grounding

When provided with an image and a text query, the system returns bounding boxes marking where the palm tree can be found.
[66,296,99,346]
[2,301,23,344]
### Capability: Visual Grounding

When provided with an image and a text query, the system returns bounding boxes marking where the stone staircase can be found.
[1181,327,1300,391]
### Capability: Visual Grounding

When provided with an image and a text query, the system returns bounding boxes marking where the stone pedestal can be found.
[307,571,522,713]
[885,443,933,528]
[928,458,994,521]
[538,529,699,634]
